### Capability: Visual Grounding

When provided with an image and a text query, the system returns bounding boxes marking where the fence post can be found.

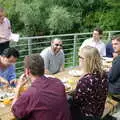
[108,31,112,41]
[28,39,32,55]
[73,35,77,67]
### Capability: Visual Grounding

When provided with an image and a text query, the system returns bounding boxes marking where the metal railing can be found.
[10,31,120,77]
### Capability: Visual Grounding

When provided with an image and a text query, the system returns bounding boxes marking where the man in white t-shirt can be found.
[80,28,106,56]
[0,7,11,54]
[40,38,65,74]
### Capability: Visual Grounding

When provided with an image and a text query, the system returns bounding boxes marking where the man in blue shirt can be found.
[0,47,19,86]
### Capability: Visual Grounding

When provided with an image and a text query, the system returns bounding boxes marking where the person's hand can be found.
[0,76,9,85]
[9,79,17,86]
[113,52,118,59]
[17,74,28,88]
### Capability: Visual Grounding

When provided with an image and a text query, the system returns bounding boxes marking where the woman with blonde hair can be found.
[71,46,108,120]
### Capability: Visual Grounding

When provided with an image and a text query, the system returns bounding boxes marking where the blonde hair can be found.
[79,46,102,74]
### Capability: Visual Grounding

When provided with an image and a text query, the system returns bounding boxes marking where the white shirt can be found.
[0,17,11,43]
[80,38,106,56]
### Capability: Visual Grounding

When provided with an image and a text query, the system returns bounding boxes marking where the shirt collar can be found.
[91,38,102,44]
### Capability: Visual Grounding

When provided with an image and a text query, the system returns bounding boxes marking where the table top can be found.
[0,64,113,120]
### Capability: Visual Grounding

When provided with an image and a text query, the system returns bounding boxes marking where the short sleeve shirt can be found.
[40,47,65,74]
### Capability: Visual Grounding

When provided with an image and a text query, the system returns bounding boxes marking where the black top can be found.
[72,72,108,118]
[108,55,120,94]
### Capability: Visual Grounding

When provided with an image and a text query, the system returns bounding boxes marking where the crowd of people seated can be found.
[0,27,120,120]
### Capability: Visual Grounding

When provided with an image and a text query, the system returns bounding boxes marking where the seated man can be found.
[0,48,19,86]
[80,27,106,56]
[40,38,64,74]
[11,54,71,120]
[108,36,120,96]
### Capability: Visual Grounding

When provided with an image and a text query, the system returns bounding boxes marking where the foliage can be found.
[47,6,73,34]
[0,0,119,35]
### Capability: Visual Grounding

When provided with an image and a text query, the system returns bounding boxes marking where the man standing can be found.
[80,28,106,56]
[0,47,19,86]
[11,54,71,120]
[40,38,64,74]
[108,36,120,95]
[0,7,11,54]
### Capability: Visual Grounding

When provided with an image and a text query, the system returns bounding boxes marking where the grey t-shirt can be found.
[40,47,64,74]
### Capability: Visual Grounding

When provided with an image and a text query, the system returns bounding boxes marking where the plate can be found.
[0,92,15,101]
[68,70,83,77]
[102,57,113,62]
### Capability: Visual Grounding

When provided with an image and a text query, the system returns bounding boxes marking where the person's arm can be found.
[108,57,120,83]
[0,35,9,40]
[79,39,87,50]
[60,64,64,72]
[11,74,29,119]
[60,51,65,72]
[11,74,28,106]
[6,17,11,40]
[7,65,17,85]
[40,50,50,74]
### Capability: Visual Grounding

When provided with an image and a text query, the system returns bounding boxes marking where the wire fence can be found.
[10,31,120,77]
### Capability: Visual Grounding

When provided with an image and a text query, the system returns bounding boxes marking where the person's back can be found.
[12,76,71,120]
[71,46,108,120]
[72,72,108,119]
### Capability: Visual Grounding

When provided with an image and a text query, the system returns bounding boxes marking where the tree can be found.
[47,6,73,34]
[0,0,119,35]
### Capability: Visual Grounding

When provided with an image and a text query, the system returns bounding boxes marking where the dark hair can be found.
[112,35,120,42]
[1,47,19,58]
[24,54,44,76]
[94,27,103,35]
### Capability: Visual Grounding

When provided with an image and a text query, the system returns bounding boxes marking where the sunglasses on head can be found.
[54,44,62,47]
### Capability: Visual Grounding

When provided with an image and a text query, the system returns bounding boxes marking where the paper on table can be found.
[9,33,20,42]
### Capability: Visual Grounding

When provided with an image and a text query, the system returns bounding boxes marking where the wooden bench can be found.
[102,97,119,118]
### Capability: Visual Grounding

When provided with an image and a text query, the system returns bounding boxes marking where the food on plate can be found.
[0,92,15,101]
[3,99,12,105]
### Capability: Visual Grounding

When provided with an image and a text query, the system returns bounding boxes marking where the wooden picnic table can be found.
[0,64,117,120]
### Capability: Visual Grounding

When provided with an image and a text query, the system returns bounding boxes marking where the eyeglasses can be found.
[78,55,84,59]
[55,44,62,47]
